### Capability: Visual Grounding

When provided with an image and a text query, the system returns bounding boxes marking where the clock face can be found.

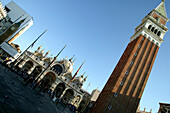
[10,26,15,31]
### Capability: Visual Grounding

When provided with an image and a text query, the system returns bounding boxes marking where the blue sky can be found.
[2,0,170,112]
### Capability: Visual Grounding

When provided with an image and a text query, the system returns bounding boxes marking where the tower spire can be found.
[38,45,43,51]
[72,58,77,63]
[44,50,50,57]
[84,76,88,81]
[40,49,45,53]
[69,55,75,62]
[155,0,168,19]
[81,72,86,78]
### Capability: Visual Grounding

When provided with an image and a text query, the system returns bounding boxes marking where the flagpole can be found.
[86,82,90,91]
[20,29,47,57]
[13,29,47,66]
[66,60,86,87]
[16,29,47,59]
[32,45,67,89]
[13,13,26,23]
[72,60,85,79]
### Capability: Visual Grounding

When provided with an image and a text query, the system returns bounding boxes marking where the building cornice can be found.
[130,27,163,46]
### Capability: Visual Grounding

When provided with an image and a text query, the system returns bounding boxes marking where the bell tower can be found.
[90,1,169,113]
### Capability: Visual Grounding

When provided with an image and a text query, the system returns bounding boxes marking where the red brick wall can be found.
[90,35,159,113]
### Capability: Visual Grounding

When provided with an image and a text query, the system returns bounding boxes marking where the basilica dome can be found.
[63,59,73,73]
[74,74,84,83]
[53,58,73,74]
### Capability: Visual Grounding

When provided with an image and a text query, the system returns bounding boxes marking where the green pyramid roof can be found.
[155,0,168,19]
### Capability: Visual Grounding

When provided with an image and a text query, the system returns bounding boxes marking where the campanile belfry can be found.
[90,1,169,113]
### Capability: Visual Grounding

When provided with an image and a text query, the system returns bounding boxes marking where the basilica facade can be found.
[15,45,87,108]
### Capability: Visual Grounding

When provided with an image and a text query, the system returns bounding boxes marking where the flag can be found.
[30,29,47,48]
[71,60,86,81]
[66,60,86,87]
[86,82,90,90]
[87,82,90,88]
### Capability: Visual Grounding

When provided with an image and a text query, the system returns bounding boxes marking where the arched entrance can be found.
[22,60,33,73]
[31,66,42,78]
[40,72,56,88]
[52,64,63,75]
[54,83,65,98]
[62,89,74,104]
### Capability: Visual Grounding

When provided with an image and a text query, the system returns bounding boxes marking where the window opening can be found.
[125,71,129,75]
[138,45,141,48]
[108,105,112,110]
[120,81,124,85]
[154,29,158,34]
[157,31,161,37]
[151,27,155,32]
[148,25,152,30]
[114,92,118,97]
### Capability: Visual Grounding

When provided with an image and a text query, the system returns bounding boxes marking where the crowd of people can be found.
[0,54,78,112]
